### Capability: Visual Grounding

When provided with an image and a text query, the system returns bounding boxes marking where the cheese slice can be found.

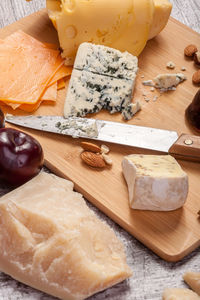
[163,288,200,300]
[0,31,64,104]
[122,155,188,211]
[0,172,132,300]
[183,272,200,296]
[4,82,58,111]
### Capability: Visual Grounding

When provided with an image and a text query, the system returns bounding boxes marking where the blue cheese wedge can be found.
[122,154,188,211]
[74,42,138,80]
[64,43,139,119]
[64,69,135,118]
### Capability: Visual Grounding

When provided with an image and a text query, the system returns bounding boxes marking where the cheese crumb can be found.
[166,61,176,69]
[181,66,186,71]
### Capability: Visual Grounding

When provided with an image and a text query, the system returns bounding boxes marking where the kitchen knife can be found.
[5,115,200,162]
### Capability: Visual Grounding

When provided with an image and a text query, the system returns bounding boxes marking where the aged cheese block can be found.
[47,0,154,64]
[163,288,200,300]
[122,155,188,211]
[0,172,132,300]
[183,272,200,296]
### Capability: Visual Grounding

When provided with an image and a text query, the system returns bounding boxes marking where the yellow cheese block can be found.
[149,0,172,39]
[47,0,154,65]
[0,172,132,300]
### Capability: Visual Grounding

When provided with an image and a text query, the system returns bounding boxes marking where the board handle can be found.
[169,133,200,162]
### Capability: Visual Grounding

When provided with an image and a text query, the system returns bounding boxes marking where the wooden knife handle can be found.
[169,133,200,162]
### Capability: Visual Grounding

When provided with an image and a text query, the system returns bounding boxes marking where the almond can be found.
[194,51,200,65]
[80,151,106,168]
[192,70,200,84]
[80,141,101,153]
[184,44,198,57]
[101,144,110,154]
[102,153,113,165]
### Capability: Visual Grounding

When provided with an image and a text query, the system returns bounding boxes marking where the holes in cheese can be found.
[0,172,132,300]
[47,0,155,65]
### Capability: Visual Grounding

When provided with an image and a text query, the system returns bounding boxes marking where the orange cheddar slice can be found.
[57,78,66,90]
[0,31,64,105]
[47,64,72,87]
[5,82,58,112]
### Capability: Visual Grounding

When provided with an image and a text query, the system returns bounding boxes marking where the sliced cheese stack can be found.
[47,0,172,65]
[0,172,132,300]
[122,155,188,211]
[0,30,72,112]
[64,42,139,120]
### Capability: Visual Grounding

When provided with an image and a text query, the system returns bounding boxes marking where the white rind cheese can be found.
[74,42,138,80]
[122,155,188,211]
[0,172,132,300]
[163,288,200,300]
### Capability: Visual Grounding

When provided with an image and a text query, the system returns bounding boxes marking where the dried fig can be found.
[185,89,200,132]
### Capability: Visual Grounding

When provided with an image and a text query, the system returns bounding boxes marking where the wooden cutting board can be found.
[1,9,200,262]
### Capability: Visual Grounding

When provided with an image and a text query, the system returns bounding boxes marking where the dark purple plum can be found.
[0,128,44,186]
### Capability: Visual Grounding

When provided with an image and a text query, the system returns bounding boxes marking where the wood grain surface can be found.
[0,1,200,300]
[1,9,200,261]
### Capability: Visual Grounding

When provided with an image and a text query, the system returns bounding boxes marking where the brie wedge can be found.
[122,154,188,211]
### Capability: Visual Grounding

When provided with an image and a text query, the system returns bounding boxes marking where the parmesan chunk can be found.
[0,172,132,300]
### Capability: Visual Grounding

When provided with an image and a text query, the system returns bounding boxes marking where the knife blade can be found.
[5,115,200,162]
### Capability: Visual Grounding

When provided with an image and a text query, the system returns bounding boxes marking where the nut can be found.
[184,44,198,57]
[80,151,106,168]
[80,141,101,153]
[192,70,200,84]
[101,144,110,154]
[102,153,113,165]
[194,51,200,65]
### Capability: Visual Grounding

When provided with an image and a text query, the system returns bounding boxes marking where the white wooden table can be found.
[0,1,200,300]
